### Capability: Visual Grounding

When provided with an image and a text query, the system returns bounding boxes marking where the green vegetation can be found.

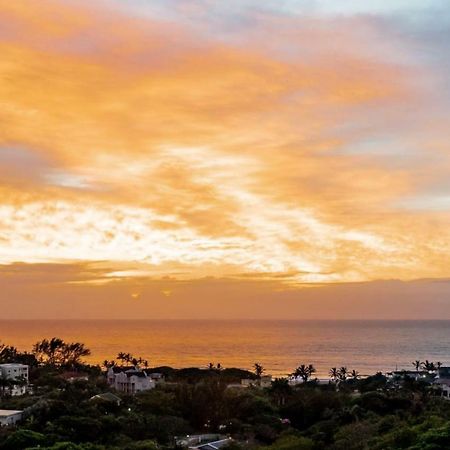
[1,339,450,449]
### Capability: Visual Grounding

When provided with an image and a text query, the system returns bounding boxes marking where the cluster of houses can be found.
[106,366,164,394]
[3,360,450,433]
[386,366,450,400]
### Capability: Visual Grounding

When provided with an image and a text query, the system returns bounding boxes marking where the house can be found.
[107,366,155,394]
[175,434,228,449]
[432,366,450,400]
[0,364,29,396]
[241,375,272,388]
[386,370,433,383]
[145,371,165,385]
[90,392,122,406]
[437,366,450,379]
[189,438,234,449]
[0,410,23,426]
[60,371,89,383]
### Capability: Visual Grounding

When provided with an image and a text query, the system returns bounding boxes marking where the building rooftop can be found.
[0,410,23,417]
[191,438,234,450]
[90,393,122,403]
[125,370,147,378]
[111,366,137,373]
[0,363,28,368]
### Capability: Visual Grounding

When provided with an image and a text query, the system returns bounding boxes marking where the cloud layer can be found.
[0,0,449,316]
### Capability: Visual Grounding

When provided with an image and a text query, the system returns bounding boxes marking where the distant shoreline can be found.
[2,318,450,322]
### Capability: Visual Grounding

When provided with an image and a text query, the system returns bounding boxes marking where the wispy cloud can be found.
[0,0,448,301]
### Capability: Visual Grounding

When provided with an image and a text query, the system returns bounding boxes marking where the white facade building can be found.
[0,364,29,396]
[107,367,155,394]
[433,366,450,400]
[0,410,23,426]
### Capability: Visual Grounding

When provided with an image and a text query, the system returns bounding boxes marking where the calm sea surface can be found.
[1,320,449,377]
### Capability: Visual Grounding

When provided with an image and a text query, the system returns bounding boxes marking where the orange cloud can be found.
[0,0,448,298]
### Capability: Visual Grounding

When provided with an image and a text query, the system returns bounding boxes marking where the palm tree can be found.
[412,360,421,372]
[422,360,436,372]
[292,364,316,382]
[329,367,339,382]
[308,364,316,379]
[350,369,360,380]
[339,367,348,381]
[117,352,127,365]
[254,363,264,379]
[437,361,442,370]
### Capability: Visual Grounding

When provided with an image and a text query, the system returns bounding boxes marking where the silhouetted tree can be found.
[329,367,339,382]
[338,367,348,381]
[422,360,436,371]
[33,338,90,367]
[293,364,316,382]
[254,363,264,378]
[270,378,291,406]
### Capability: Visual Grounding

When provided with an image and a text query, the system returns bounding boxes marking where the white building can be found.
[433,366,450,400]
[107,366,155,394]
[0,364,29,396]
[190,438,234,449]
[0,410,23,426]
[241,375,273,388]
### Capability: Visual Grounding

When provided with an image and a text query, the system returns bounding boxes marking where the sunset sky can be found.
[0,0,449,319]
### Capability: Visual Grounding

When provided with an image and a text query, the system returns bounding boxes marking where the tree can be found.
[103,360,115,369]
[62,342,91,367]
[117,352,128,365]
[33,338,90,367]
[33,338,64,365]
[270,378,291,406]
[412,360,421,371]
[2,429,47,450]
[116,352,147,367]
[0,342,37,366]
[339,367,348,381]
[293,364,316,382]
[422,360,436,371]
[329,367,339,382]
[254,363,264,378]
[0,343,19,363]
[350,369,360,380]
[0,375,13,397]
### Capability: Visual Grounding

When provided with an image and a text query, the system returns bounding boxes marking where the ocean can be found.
[1,320,449,377]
